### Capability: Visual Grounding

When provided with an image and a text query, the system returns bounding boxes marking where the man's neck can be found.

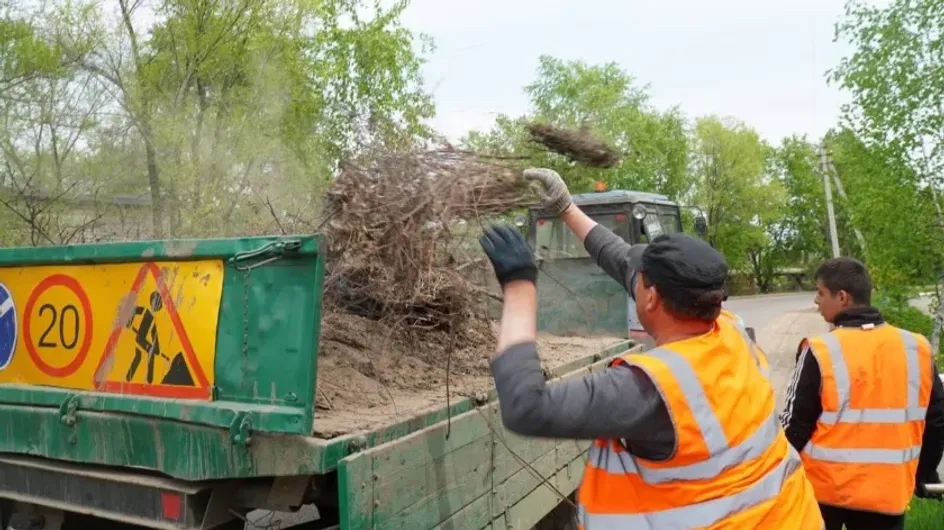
[653,322,713,346]
[833,305,884,328]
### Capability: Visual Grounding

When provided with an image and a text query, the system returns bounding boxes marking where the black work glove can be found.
[479,224,538,288]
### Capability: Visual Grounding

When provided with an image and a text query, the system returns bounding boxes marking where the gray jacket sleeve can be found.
[583,224,635,291]
[491,341,674,460]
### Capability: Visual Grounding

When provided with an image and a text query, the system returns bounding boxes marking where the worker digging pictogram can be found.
[94,262,210,399]
[124,290,194,386]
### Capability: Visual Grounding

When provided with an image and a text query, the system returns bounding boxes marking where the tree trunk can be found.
[143,134,164,238]
[932,280,943,355]
[931,186,943,354]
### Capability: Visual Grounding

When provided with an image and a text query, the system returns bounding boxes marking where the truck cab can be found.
[526,184,705,345]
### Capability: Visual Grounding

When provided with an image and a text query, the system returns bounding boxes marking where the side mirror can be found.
[694,215,708,237]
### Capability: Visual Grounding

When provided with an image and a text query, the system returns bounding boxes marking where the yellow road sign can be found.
[0,260,223,399]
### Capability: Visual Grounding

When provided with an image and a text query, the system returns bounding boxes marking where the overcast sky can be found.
[400,0,879,145]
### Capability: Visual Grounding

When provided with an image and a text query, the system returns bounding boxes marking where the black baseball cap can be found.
[625,233,728,298]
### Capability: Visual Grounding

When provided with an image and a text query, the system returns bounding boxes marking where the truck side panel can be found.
[337,349,636,530]
[0,236,324,432]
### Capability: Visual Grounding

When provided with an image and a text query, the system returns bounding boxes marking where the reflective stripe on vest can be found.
[589,346,781,483]
[803,442,922,465]
[588,411,780,482]
[812,327,925,425]
[721,310,771,381]
[580,448,804,530]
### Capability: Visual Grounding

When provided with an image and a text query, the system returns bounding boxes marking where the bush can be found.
[883,305,934,337]
[876,299,943,357]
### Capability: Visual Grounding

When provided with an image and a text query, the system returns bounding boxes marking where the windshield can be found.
[636,204,681,242]
[658,205,681,233]
[534,212,630,259]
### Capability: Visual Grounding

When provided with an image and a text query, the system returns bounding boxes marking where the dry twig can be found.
[527,122,622,168]
[321,148,529,338]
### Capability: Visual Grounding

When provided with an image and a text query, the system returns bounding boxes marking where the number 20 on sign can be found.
[23,274,94,378]
[0,261,223,397]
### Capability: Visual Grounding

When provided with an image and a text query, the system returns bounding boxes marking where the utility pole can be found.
[826,159,868,255]
[820,143,841,258]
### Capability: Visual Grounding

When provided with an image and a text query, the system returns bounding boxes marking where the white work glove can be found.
[523,168,573,217]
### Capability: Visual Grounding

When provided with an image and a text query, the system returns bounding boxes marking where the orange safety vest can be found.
[577,315,822,529]
[800,324,934,514]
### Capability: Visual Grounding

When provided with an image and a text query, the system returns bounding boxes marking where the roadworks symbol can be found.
[93,263,210,399]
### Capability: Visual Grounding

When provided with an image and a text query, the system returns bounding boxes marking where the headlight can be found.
[632,204,648,220]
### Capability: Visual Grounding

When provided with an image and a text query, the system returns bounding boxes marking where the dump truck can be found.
[0,186,701,530]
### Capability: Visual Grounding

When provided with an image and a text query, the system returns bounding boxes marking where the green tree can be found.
[771,137,831,265]
[0,3,104,246]
[47,0,435,238]
[0,4,63,91]
[769,136,865,267]
[826,129,943,301]
[830,0,944,349]
[463,56,690,201]
[688,116,785,281]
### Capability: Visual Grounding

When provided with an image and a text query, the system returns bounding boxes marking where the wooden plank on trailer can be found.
[374,435,496,528]
[497,440,586,509]
[338,350,628,530]
[503,452,586,530]
[426,493,497,530]
[337,449,375,530]
[418,432,585,530]
[374,396,594,527]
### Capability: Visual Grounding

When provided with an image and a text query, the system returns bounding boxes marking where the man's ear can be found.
[837,289,851,307]
[645,284,660,313]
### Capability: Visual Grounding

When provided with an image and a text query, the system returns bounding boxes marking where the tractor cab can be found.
[525,183,706,343]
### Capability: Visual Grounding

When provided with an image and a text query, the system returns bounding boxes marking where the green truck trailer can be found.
[0,186,697,530]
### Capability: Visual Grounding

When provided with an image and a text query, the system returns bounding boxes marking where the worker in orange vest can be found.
[479,168,822,529]
[780,257,944,530]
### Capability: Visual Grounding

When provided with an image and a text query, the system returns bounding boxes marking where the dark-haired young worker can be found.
[781,257,944,530]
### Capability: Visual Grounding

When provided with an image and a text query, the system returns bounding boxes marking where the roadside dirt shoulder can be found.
[755,309,829,410]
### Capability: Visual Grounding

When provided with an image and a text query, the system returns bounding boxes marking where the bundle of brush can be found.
[322,148,529,335]
[526,122,622,168]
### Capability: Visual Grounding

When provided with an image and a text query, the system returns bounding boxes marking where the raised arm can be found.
[525,168,637,292]
[480,224,673,445]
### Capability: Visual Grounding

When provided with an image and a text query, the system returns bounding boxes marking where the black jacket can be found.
[779,307,944,485]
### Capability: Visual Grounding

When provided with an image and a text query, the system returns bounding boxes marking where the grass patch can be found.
[906,498,944,529]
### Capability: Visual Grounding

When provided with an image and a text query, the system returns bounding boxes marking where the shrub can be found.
[876,299,943,357]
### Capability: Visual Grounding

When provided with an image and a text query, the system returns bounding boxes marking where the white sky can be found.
[400,0,881,145]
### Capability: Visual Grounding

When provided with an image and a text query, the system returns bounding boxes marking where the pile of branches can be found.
[321,148,530,334]
[527,122,622,168]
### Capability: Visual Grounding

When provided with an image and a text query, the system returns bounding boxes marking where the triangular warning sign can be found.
[93,263,210,399]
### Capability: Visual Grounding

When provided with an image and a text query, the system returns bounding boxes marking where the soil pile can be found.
[314,311,625,437]
[312,142,626,437]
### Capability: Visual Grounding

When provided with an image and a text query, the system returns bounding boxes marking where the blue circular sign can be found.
[0,282,16,371]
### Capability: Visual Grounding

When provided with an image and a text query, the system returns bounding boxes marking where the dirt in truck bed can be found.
[313,312,625,438]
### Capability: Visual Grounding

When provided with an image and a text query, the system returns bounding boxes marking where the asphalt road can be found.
[722,292,823,410]
[724,292,818,331]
